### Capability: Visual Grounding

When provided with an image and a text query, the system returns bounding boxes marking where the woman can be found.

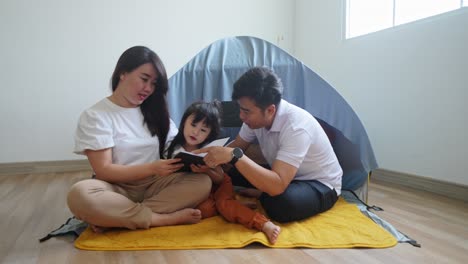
[67,46,211,232]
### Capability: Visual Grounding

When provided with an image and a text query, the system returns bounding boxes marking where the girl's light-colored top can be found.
[74,98,178,166]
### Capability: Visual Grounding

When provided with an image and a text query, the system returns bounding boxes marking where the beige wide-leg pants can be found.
[67,172,211,230]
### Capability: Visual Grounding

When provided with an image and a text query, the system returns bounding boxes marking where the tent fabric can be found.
[168,36,377,191]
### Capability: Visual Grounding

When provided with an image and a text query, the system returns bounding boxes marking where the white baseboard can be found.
[0,160,91,176]
[372,168,468,202]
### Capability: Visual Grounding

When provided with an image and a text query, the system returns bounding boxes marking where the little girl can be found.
[166,100,281,244]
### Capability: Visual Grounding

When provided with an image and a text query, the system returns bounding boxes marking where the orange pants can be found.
[196,174,269,231]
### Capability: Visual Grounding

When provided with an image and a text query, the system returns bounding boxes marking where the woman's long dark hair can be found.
[111,46,170,158]
[166,100,222,158]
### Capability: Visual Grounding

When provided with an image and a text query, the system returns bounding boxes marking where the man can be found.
[194,67,342,223]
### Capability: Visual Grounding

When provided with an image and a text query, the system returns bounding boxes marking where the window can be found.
[346,0,467,39]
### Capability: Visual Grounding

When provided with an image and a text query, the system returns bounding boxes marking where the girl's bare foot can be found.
[237,188,262,198]
[262,221,281,244]
[151,208,202,227]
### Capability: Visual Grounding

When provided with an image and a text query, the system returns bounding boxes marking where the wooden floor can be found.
[1,171,467,264]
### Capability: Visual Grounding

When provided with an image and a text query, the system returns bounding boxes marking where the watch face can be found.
[233,147,243,158]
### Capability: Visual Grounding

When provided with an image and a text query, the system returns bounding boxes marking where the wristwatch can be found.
[230,147,244,165]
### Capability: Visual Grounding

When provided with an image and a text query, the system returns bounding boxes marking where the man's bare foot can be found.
[151,208,202,227]
[90,224,108,233]
[262,221,281,244]
[237,188,262,198]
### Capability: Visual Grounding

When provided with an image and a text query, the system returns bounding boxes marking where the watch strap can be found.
[229,147,243,165]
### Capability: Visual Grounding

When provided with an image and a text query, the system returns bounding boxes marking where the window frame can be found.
[345,0,467,39]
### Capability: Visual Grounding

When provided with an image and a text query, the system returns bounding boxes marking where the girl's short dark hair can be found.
[166,100,222,158]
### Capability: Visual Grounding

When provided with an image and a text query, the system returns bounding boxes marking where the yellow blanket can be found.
[75,198,397,250]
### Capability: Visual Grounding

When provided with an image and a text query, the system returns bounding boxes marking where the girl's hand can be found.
[190,164,224,184]
[190,164,211,173]
[152,159,184,176]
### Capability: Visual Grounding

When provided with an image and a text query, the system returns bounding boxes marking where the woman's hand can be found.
[151,158,184,176]
[193,146,233,168]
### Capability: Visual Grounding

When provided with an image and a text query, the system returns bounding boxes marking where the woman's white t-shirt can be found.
[74,98,178,165]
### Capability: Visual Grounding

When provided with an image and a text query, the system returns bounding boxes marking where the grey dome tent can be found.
[167,36,378,200]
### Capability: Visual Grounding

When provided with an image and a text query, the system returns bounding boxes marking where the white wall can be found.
[0,0,294,163]
[3,0,466,187]
[295,1,468,186]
